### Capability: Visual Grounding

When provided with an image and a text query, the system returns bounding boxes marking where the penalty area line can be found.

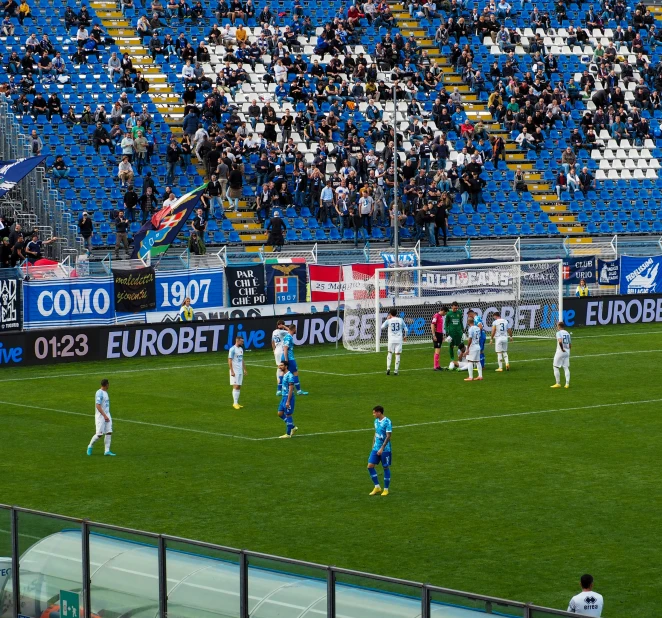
[245,348,662,377]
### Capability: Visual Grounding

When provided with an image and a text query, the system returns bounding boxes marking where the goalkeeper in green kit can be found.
[445,301,465,368]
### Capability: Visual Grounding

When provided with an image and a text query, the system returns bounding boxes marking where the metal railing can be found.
[0,96,83,261]
[0,504,583,618]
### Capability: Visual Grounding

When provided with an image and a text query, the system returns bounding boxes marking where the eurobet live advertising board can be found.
[2,293,662,368]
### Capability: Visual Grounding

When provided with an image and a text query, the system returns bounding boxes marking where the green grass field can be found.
[2,322,662,617]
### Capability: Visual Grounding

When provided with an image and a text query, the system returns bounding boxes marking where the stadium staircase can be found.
[386,1,584,237]
[85,2,270,252]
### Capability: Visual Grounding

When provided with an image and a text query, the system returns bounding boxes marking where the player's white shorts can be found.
[274,348,283,365]
[388,342,402,354]
[467,346,481,362]
[95,413,112,435]
[495,337,509,352]
[553,351,570,368]
[230,371,244,386]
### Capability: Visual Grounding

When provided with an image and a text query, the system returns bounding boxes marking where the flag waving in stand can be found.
[131,184,207,261]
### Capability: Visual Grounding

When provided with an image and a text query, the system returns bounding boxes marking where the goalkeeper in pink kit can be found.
[431,306,448,371]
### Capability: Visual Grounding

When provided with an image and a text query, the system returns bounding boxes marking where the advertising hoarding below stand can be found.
[145,301,338,323]
[564,293,662,327]
[5,293,662,368]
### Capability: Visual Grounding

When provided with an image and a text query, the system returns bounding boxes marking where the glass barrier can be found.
[164,538,241,618]
[88,525,159,618]
[247,554,328,618]
[429,588,526,617]
[13,510,83,618]
[0,507,12,618]
[334,570,422,618]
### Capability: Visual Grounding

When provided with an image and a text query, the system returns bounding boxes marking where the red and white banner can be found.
[309,264,384,301]
[309,265,344,301]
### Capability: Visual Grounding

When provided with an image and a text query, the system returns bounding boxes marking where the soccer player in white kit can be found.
[272,319,290,396]
[567,574,603,616]
[490,311,513,372]
[87,379,115,456]
[228,335,247,409]
[464,317,483,381]
[381,307,408,375]
[552,321,571,389]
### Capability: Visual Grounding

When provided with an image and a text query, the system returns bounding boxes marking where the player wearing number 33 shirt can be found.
[381,307,408,375]
[490,311,513,372]
[552,321,571,389]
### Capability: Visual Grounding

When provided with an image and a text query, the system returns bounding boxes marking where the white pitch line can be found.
[4,396,662,444]
[0,400,261,441]
[253,398,662,440]
[0,328,661,384]
[0,528,42,540]
[245,348,662,377]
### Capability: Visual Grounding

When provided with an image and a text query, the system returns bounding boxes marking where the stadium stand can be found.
[2,0,662,254]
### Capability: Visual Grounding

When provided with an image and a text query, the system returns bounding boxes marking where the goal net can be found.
[342,260,563,352]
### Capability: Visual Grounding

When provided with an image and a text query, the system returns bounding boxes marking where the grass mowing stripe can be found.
[3,397,661,443]
[1,328,661,384]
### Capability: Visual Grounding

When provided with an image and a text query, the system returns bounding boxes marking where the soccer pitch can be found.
[2,322,662,617]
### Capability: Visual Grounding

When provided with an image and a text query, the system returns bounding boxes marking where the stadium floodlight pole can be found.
[393,83,399,267]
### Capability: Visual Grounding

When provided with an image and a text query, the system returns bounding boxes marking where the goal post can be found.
[341,260,564,352]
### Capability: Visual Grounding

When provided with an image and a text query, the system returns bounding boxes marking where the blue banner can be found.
[619,256,662,294]
[0,156,46,197]
[265,263,307,304]
[23,278,115,329]
[597,259,619,286]
[562,257,596,284]
[381,251,418,268]
[154,269,224,311]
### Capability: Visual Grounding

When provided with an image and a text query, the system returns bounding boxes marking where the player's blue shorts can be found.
[287,359,298,373]
[368,450,392,467]
[278,396,295,415]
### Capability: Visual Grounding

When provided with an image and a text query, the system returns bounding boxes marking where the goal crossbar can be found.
[341,260,564,353]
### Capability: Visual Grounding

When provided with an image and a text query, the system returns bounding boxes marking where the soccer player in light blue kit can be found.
[272,319,289,396]
[282,324,308,395]
[277,360,298,438]
[367,405,392,496]
[87,378,115,456]
[468,310,486,368]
